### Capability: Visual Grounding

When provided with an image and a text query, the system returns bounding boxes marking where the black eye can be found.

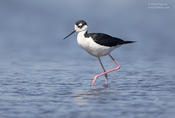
[78,24,83,28]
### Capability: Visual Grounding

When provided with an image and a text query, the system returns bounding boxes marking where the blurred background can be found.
[0,0,175,118]
[0,0,174,61]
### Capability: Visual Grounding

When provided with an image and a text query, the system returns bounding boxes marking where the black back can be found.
[84,32,129,47]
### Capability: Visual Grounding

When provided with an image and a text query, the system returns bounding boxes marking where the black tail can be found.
[123,41,136,44]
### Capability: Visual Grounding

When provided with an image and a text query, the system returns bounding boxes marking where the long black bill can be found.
[63,30,76,40]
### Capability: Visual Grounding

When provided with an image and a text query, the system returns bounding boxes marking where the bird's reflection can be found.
[73,86,120,105]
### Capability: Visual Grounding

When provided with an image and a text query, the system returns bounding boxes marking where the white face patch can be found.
[78,23,82,27]
[75,24,88,32]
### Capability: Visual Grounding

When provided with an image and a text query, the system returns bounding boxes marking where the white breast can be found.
[77,31,117,57]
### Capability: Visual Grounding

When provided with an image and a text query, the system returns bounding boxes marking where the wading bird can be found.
[64,20,135,86]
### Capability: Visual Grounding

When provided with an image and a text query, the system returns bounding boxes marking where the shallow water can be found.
[0,0,175,118]
[0,53,175,118]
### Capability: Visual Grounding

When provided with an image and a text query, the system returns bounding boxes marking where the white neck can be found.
[78,30,87,36]
[77,30,88,42]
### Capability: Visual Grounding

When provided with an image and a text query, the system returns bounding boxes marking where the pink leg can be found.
[91,54,120,86]
[98,57,108,85]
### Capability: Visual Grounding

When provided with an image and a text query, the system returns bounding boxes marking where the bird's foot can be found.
[91,74,108,86]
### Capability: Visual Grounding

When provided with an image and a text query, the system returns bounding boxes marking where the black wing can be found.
[86,33,125,47]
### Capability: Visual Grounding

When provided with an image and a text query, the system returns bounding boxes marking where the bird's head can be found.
[74,20,88,32]
[63,20,88,40]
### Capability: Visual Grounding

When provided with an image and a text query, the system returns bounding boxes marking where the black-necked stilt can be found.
[64,20,135,86]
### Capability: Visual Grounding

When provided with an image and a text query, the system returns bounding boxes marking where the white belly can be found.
[77,33,117,57]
